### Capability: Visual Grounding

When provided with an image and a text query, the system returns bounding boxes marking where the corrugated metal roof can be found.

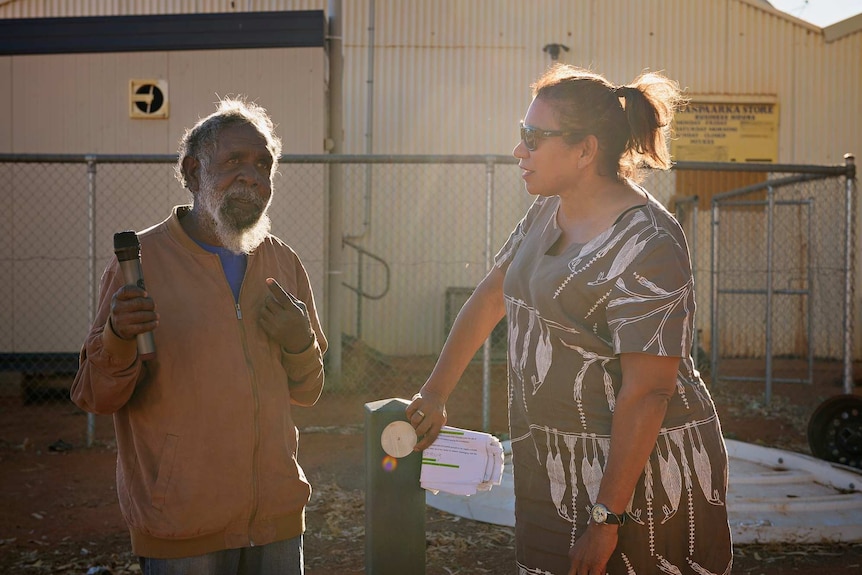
[825,12,862,41]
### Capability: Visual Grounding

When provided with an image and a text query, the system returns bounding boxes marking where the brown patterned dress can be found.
[496,192,732,575]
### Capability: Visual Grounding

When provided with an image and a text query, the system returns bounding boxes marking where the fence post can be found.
[842,153,856,394]
[86,156,98,447]
[482,157,495,433]
[364,398,425,575]
[326,0,344,389]
[710,199,721,384]
[765,185,775,405]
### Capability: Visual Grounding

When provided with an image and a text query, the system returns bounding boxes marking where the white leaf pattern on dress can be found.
[546,429,568,519]
[496,221,526,268]
[572,356,592,429]
[644,460,656,554]
[656,555,684,574]
[689,426,723,505]
[517,564,556,575]
[597,436,611,465]
[588,210,648,266]
[676,378,690,410]
[582,438,603,505]
[506,298,531,418]
[563,434,579,546]
[555,211,647,296]
[520,307,536,385]
[508,299,521,376]
[658,436,682,523]
[532,320,553,394]
[583,224,620,258]
[621,553,638,575]
[608,274,694,355]
[505,298,533,413]
[635,273,670,295]
[589,233,652,286]
[688,557,731,575]
[573,357,592,403]
[680,278,693,356]
[601,359,616,412]
[670,429,694,494]
[559,342,615,429]
[668,428,696,553]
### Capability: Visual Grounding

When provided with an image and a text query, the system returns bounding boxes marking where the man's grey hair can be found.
[175,96,283,188]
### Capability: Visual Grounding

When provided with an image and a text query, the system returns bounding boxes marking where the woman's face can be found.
[513,97,585,198]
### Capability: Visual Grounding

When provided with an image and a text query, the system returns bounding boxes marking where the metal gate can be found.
[704,164,857,404]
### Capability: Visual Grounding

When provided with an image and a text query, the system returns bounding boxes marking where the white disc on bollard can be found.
[381,421,418,458]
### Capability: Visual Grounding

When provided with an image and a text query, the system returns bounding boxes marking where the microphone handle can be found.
[117,258,157,361]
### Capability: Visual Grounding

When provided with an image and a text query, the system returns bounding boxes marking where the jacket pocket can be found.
[151,433,179,510]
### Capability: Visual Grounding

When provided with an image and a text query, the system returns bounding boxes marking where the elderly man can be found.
[72,97,327,575]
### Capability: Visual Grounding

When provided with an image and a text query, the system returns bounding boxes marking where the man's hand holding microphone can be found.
[112,231,158,361]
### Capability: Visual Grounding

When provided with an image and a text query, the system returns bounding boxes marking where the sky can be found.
[767,0,862,27]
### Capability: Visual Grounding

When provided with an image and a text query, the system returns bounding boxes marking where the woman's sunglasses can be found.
[519,121,585,151]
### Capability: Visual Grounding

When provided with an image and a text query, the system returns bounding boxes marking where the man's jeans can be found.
[139,535,303,575]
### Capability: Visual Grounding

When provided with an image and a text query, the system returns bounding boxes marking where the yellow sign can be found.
[671,100,779,163]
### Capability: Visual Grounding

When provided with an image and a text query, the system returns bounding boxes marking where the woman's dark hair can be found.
[531,64,684,182]
[175,97,283,188]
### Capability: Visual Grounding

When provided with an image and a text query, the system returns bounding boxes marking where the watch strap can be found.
[590,503,627,525]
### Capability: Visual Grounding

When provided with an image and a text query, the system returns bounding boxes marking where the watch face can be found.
[592,505,608,523]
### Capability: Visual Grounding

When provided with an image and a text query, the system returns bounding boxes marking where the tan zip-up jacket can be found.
[71,206,327,558]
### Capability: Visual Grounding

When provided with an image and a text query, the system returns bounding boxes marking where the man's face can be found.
[197,123,275,253]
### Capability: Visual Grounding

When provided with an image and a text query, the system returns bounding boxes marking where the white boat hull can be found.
[425,439,862,544]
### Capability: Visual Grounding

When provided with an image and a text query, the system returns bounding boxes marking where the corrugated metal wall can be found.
[338,0,861,164]
[2,0,859,162]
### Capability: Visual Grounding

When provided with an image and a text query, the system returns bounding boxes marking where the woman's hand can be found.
[406,389,447,450]
[404,267,505,451]
[567,523,619,575]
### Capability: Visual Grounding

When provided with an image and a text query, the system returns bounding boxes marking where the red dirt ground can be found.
[1,358,860,574]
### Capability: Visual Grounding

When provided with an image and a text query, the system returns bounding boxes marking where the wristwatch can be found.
[589,503,627,526]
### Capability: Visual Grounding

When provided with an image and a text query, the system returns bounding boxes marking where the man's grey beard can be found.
[197,171,272,255]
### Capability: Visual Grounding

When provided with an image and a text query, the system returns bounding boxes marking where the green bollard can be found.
[364,397,425,575]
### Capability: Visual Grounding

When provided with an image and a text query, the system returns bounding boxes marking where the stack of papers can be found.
[420,426,505,496]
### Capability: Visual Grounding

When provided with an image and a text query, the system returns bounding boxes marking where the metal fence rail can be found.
[0,154,856,444]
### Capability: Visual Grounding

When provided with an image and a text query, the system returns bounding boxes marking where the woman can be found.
[408,64,733,575]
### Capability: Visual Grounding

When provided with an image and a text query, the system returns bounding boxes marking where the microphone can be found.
[113,231,156,361]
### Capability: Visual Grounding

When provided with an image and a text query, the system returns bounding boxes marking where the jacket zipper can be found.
[205,248,260,544]
[236,271,261,546]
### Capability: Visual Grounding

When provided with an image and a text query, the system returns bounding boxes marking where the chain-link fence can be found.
[0,154,856,445]
[702,168,857,404]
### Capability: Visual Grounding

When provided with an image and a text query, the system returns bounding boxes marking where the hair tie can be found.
[614,85,632,98]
